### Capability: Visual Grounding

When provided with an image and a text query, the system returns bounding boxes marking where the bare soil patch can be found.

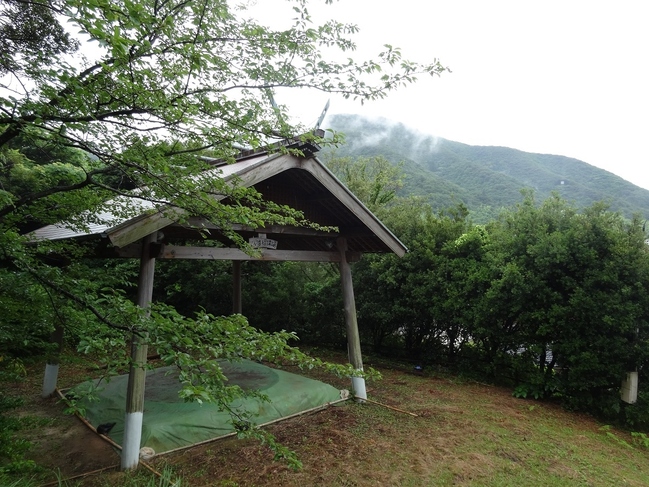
[5,360,121,485]
[6,353,649,486]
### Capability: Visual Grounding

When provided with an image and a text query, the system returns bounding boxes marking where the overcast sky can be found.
[253,0,649,190]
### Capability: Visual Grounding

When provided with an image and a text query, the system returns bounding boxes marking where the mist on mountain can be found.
[324,114,649,222]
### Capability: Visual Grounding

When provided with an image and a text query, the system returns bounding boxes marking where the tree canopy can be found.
[0,0,445,227]
[0,0,445,329]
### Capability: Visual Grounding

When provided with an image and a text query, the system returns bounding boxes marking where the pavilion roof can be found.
[30,143,407,258]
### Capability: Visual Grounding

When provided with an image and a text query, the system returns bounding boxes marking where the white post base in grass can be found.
[42,363,59,398]
[621,371,639,404]
[121,412,143,470]
[352,376,367,402]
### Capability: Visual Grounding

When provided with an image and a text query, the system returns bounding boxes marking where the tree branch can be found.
[23,264,138,335]
[0,168,106,219]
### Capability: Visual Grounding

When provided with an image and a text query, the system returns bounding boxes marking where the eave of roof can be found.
[29,150,407,257]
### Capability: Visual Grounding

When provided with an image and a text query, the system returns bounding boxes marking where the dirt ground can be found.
[7,355,649,487]
[28,399,120,475]
[5,358,439,485]
[6,361,122,485]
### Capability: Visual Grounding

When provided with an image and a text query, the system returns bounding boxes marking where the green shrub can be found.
[0,392,37,476]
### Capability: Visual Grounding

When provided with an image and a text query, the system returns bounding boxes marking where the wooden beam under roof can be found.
[179,217,340,237]
[115,243,361,262]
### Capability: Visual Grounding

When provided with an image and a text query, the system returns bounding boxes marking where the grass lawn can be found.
[4,350,649,486]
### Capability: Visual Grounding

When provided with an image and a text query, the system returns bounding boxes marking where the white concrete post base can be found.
[42,363,59,398]
[121,412,143,470]
[351,376,367,402]
[621,371,639,404]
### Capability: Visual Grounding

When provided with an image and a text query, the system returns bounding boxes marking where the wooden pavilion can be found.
[31,135,407,469]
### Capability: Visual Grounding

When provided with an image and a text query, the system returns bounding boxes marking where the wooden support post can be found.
[232,260,242,314]
[121,232,157,470]
[42,324,64,398]
[337,237,366,401]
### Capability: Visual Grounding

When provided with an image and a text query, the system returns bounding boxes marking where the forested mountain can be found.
[325,114,649,221]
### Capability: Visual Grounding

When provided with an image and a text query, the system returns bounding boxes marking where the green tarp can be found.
[76,360,343,454]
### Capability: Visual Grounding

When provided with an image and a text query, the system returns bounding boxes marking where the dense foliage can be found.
[483,194,649,414]
[352,184,649,425]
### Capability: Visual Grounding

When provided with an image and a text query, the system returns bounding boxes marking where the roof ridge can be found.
[201,129,325,167]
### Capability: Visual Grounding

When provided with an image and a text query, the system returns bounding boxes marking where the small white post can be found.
[42,324,64,398]
[621,371,638,404]
[42,364,59,398]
